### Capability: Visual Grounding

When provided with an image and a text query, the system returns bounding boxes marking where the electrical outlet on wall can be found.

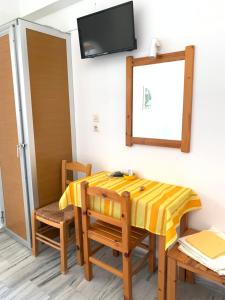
[92,114,100,132]
[92,114,99,123]
[93,124,99,132]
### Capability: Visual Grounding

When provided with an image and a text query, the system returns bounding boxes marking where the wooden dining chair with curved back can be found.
[81,181,156,300]
[32,160,91,274]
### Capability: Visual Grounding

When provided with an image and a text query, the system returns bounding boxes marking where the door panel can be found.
[26,29,72,207]
[0,34,27,239]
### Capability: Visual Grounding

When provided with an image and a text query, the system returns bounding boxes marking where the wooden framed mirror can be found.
[126,46,195,153]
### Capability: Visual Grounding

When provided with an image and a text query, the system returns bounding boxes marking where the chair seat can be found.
[36,201,74,223]
[89,220,149,251]
[168,228,225,285]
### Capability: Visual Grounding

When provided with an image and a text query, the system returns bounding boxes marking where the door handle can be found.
[16,144,26,157]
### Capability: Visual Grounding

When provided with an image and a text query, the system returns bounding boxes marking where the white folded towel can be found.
[178,227,225,276]
[178,244,225,276]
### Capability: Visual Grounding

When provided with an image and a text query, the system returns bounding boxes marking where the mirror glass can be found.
[132,60,185,140]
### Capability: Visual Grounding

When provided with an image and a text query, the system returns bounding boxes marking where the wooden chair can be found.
[167,228,225,300]
[32,160,92,274]
[81,181,156,300]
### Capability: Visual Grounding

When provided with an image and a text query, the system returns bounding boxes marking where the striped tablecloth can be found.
[59,172,201,249]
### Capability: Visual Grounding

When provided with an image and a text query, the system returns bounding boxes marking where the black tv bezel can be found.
[77,1,137,59]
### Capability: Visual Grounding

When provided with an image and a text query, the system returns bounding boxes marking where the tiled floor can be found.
[0,231,224,300]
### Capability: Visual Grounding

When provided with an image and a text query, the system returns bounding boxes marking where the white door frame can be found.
[0,168,5,229]
[16,19,77,248]
[16,18,77,207]
[0,19,76,248]
[0,23,31,247]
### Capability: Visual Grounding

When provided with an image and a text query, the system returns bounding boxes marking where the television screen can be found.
[77,1,137,59]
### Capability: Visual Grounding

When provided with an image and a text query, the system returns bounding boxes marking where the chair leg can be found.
[123,252,132,300]
[32,211,38,256]
[83,230,93,281]
[149,233,156,273]
[158,236,167,300]
[167,257,177,300]
[60,221,68,274]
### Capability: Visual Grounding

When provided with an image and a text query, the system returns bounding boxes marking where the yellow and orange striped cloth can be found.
[59,172,201,249]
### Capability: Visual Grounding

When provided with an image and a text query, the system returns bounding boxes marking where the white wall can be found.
[36,0,225,231]
[36,0,99,31]
[19,0,57,17]
[0,0,20,25]
[0,0,58,25]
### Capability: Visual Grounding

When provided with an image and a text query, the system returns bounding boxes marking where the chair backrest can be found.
[81,181,131,252]
[61,160,92,193]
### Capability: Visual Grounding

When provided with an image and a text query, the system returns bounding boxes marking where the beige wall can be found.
[36,0,225,233]
[1,0,224,232]
[0,0,20,25]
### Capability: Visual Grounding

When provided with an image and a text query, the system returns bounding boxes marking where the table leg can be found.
[158,235,167,300]
[179,213,194,284]
[167,257,177,300]
[149,233,156,273]
[74,206,84,265]
[179,214,188,281]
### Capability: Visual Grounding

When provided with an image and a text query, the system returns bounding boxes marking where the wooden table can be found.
[59,172,201,300]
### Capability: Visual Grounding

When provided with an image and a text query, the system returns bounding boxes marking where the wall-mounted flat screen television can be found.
[77,1,137,59]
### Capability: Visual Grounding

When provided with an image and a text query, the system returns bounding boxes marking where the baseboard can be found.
[3,228,30,249]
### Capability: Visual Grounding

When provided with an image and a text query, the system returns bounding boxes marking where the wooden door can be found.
[0,34,27,239]
[26,29,72,207]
